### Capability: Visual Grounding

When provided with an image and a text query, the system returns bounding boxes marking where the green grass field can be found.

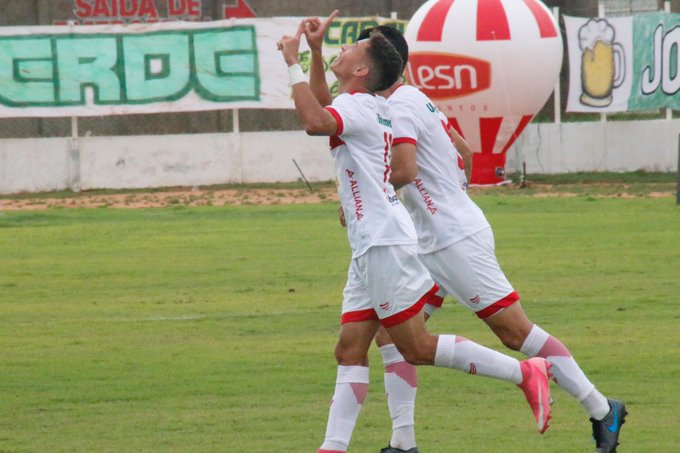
[2,193,680,452]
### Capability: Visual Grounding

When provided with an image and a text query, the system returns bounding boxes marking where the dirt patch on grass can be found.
[0,186,339,211]
[0,182,675,211]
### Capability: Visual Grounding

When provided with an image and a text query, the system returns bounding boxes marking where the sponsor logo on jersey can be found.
[405,53,491,100]
[376,113,392,128]
[414,178,437,215]
[346,169,364,221]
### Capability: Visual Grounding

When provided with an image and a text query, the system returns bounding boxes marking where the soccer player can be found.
[279,13,552,453]
[348,25,625,453]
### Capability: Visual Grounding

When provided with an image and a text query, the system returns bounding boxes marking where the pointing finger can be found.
[323,10,339,29]
[294,20,305,39]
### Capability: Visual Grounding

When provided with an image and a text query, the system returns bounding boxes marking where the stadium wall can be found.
[1,119,678,194]
[506,119,680,174]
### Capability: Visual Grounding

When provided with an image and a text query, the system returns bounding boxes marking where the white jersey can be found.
[326,92,417,258]
[388,85,489,254]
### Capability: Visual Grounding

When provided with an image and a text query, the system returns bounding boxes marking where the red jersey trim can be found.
[330,135,346,150]
[325,107,344,136]
[475,291,520,319]
[393,137,417,146]
[381,283,439,328]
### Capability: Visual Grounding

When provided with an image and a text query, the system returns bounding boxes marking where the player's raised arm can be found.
[277,23,338,136]
[303,10,338,107]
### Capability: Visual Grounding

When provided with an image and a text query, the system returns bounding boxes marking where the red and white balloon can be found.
[405,0,562,185]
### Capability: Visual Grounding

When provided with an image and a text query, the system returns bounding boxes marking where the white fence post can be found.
[553,6,561,124]
[68,20,81,192]
[665,1,672,120]
[598,1,607,123]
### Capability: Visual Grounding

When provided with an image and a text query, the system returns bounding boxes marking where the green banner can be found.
[0,25,259,108]
[629,12,680,111]
[0,17,405,118]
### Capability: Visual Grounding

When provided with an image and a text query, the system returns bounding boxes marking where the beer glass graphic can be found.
[578,19,625,107]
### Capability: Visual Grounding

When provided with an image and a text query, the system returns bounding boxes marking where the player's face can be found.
[330,39,369,79]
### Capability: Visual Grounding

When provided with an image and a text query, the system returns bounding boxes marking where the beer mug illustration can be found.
[578,19,625,107]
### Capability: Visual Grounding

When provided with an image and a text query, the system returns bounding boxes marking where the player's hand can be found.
[303,10,339,51]
[277,21,305,66]
[338,205,346,227]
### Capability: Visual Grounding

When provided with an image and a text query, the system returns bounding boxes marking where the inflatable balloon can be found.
[404,0,562,185]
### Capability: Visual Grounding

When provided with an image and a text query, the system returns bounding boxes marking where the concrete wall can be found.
[0,130,331,194]
[506,119,680,174]
[1,119,678,194]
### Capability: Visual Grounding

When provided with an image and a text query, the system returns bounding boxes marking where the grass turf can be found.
[1,195,679,452]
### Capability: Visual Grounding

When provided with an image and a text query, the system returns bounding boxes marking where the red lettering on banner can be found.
[120,0,137,17]
[92,0,109,16]
[74,0,92,16]
[168,0,183,15]
[188,0,200,15]
[69,0,200,24]
[138,0,159,18]
[168,0,201,17]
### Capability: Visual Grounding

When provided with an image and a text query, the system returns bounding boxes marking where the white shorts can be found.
[341,245,438,327]
[419,228,519,319]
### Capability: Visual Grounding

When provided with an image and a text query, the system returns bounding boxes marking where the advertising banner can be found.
[0,16,404,118]
[565,12,680,112]
[404,0,562,185]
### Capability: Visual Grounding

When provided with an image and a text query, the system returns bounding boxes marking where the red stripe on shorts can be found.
[426,293,445,309]
[475,291,520,319]
[381,283,440,328]
[341,308,378,324]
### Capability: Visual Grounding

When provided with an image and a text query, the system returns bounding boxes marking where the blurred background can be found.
[1,0,677,140]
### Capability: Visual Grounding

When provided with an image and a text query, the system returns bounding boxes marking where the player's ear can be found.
[352,64,369,78]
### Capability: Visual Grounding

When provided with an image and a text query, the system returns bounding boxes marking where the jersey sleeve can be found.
[325,93,368,137]
[389,96,419,146]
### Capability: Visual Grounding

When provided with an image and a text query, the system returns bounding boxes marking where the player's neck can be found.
[337,78,368,95]
[379,81,403,98]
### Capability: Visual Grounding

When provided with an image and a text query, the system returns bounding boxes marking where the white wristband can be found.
[288,63,306,86]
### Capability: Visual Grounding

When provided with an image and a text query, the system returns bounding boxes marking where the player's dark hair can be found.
[365,30,404,92]
[359,25,409,71]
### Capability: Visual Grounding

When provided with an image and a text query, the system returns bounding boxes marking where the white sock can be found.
[380,344,417,450]
[319,365,369,452]
[520,324,610,419]
[434,335,522,384]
